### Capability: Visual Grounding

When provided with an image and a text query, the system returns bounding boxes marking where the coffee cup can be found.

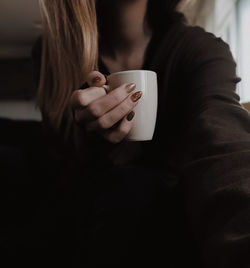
[106,70,158,141]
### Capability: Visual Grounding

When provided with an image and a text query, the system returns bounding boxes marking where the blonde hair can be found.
[37,0,98,139]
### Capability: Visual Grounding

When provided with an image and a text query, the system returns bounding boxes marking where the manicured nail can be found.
[126,83,136,93]
[127,111,135,121]
[131,91,142,102]
[92,76,101,83]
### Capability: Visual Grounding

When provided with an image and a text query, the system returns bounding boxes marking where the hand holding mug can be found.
[70,71,142,144]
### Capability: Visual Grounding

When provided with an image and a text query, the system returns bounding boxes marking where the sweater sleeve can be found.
[175,26,250,267]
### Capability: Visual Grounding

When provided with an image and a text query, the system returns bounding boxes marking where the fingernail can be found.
[131,91,142,102]
[92,77,101,83]
[126,83,136,93]
[127,111,135,121]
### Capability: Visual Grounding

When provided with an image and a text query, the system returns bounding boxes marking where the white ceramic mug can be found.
[106,70,158,141]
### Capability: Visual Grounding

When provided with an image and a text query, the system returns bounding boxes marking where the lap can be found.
[0,118,191,266]
[75,165,182,265]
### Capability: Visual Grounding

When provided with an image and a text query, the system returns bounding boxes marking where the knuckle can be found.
[79,97,89,108]
[91,86,103,93]
[87,103,101,118]
[106,113,117,125]
[76,90,88,107]
[97,117,110,130]
[95,86,107,97]
[118,124,130,136]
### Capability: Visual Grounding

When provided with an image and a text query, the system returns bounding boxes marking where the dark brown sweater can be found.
[32,13,250,267]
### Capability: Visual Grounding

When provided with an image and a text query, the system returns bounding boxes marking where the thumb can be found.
[87,71,107,88]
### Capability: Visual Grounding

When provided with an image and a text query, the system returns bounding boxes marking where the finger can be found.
[86,91,142,132]
[70,87,106,111]
[103,111,136,144]
[77,83,136,122]
[86,71,107,88]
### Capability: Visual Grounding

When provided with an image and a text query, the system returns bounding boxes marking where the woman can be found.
[3,0,250,267]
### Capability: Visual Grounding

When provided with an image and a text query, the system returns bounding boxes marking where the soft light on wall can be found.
[237,0,250,103]
[0,0,41,58]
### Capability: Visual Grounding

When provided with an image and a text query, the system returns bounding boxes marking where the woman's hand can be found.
[70,71,142,144]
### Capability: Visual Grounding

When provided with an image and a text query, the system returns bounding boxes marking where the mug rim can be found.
[109,70,156,76]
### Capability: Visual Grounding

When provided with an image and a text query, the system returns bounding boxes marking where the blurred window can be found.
[221,0,250,103]
[236,0,250,103]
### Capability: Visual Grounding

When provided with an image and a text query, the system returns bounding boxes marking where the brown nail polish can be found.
[131,91,142,102]
[126,83,136,93]
[92,77,101,83]
[127,111,135,121]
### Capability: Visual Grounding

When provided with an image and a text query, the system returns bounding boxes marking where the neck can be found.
[98,0,152,57]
